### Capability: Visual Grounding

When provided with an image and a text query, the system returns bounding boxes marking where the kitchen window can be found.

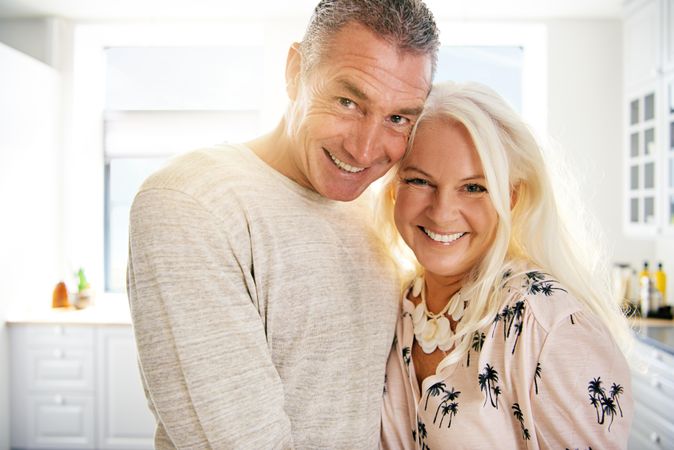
[70,22,544,296]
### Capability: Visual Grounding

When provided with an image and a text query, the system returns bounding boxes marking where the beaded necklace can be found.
[410,276,465,354]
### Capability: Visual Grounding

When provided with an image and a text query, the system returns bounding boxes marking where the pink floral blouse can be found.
[381,268,633,450]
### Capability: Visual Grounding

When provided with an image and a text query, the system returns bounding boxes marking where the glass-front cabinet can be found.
[666,76,674,233]
[626,88,658,231]
[623,0,674,236]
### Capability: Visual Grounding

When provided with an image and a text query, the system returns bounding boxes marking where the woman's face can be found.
[394,118,499,281]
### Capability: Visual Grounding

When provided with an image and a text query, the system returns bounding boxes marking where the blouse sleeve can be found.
[381,335,416,450]
[530,311,633,449]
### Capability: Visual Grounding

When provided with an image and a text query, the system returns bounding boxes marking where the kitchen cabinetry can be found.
[628,336,674,449]
[10,324,154,450]
[624,0,674,235]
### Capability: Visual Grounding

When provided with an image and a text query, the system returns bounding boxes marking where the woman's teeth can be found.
[422,228,466,243]
[329,152,365,173]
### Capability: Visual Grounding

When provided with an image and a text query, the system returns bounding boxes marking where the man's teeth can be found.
[329,153,365,173]
[423,228,465,243]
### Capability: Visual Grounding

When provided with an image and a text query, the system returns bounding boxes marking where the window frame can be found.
[68,20,547,299]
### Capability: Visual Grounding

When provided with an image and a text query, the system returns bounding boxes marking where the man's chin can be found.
[318,182,368,202]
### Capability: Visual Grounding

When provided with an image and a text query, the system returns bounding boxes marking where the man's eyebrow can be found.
[398,106,424,116]
[339,80,368,101]
[338,79,424,117]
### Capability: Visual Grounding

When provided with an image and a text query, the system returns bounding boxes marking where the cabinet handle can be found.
[52,349,64,358]
[650,377,661,389]
[650,432,660,443]
[53,395,64,405]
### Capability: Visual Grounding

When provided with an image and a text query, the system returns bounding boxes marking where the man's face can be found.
[287,22,432,201]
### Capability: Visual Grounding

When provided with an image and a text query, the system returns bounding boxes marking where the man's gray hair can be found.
[299,0,440,77]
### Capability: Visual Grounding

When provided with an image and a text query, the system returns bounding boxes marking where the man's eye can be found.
[465,183,487,193]
[338,97,356,109]
[390,115,410,126]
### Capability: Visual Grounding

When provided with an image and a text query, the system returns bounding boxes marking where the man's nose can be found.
[344,117,385,166]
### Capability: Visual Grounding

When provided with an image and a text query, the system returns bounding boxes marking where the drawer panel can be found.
[13,324,95,349]
[632,400,674,449]
[631,339,674,383]
[28,394,95,449]
[632,368,674,421]
[25,347,94,391]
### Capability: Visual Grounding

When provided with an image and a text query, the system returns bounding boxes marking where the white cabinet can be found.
[11,326,96,449]
[624,0,661,88]
[623,0,674,235]
[96,328,155,449]
[10,324,154,450]
[628,338,674,449]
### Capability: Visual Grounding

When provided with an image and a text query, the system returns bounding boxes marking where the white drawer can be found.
[23,347,95,391]
[631,400,674,449]
[632,373,674,426]
[12,324,95,349]
[27,393,96,449]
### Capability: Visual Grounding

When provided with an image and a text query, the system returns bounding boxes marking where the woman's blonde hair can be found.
[376,81,632,365]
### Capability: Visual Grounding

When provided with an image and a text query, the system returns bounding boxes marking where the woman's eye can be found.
[465,183,487,193]
[403,177,429,187]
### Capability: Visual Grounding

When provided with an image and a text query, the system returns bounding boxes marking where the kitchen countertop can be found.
[5,295,132,325]
[632,318,674,355]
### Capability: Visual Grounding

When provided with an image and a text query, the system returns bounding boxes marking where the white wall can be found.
[0,18,55,67]
[546,19,651,271]
[0,42,62,449]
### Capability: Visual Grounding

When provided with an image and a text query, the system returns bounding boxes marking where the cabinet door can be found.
[625,85,661,234]
[27,394,96,449]
[624,0,661,88]
[663,0,674,72]
[663,74,674,234]
[96,327,155,450]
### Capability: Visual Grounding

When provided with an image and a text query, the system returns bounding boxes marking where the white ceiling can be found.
[0,0,626,21]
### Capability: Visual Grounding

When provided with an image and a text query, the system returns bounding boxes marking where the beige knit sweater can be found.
[127,143,400,449]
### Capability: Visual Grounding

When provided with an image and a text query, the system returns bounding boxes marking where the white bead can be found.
[412,277,423,297]
[421,319,438,341]
[412,303,425,326]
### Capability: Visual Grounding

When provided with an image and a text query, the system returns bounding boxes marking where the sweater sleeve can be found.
[530,311,633,449]
[127,188,294,449]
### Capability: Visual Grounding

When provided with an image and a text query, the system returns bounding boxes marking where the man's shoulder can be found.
[140,143,256,192]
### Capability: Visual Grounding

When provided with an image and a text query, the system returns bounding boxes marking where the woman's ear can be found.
[285,43,302,101]
[510,183,519,210]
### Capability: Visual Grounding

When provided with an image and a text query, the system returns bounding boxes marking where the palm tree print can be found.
[466,331,486,367]
[508,300,527,354]
[402,346,411,366]
[425,381,446,410]
[602,396,618,431]
[439,401,459,428]
[587,377,625,431]
[512,403,531,443]
[478,364,500,409]
[416,418,430,449]
[523,271,567,296]
[433,387,461,428]
[491,313,501,337]
[501,305,514,339]
[534,362,542,395]
[610,383,624,417]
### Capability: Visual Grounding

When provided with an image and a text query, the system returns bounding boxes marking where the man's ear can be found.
[285,43,302,101]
